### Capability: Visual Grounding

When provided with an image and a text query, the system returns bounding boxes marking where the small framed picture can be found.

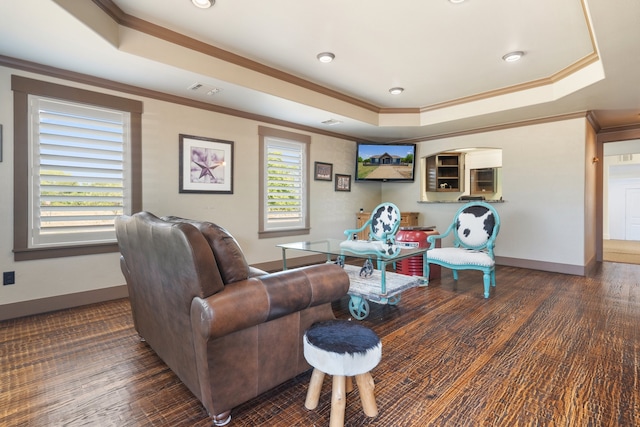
[179,134,234,194]
[314,161,333,181]
[335,174,351,192]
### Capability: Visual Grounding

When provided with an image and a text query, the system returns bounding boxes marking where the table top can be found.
[277,238,427,262]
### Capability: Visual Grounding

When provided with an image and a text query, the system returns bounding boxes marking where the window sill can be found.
[14,243,119,261]
[258,228,310,239]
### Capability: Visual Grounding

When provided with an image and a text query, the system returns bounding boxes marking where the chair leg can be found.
[346,376,354,393]
[330,375,347,427]
[453,269,459,281]
[491,269,496,287]
[305,368,325,410]
[355,372,378,418]
[483,271,491,298]
[422,262,431,286]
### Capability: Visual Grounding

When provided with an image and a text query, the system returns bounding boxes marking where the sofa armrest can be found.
[248,266,268,278]
[191,264,349,340]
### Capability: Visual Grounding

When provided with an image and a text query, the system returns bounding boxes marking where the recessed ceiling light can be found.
[502,51,524,62]
[191,0,214,9]
[317,52,335,63]
[321,119,342,126]
[389,87,404,95]
[449,0,466,4]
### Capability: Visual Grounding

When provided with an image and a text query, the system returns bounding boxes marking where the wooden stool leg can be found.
[330,375,347,427]
[305,368,325,410]
[355,372,378,417]
[345,376,354,393]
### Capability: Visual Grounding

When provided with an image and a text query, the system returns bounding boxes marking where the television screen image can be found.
[355,143,416,182]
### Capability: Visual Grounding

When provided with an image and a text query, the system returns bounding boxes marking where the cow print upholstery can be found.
[340,202,401,258]
[370,204,400,240]
[455,205,496,248]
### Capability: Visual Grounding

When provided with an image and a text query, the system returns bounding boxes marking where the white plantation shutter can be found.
[264,136,307,231]
[29,96,131,247]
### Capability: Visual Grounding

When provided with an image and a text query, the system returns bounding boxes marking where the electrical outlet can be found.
[3,271,15,285]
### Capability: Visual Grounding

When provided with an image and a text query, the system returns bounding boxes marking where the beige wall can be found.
[0,65,595,311]
[0,66,379,307]
[383,118,592,272]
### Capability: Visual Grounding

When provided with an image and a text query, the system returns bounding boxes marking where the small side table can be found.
[303,320,382,427]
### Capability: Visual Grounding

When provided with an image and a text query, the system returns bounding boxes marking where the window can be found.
[12,75,142,260]
[29,96,131,248]
[258,126,310,238]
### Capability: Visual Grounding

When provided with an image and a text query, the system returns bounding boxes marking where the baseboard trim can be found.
[0,285,129,322]
[257,254,590,277]
[252,253,330,272]
[584,254,600,276]
[496,256,586,276]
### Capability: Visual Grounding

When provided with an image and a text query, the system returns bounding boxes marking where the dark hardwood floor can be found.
[1,263,639,426]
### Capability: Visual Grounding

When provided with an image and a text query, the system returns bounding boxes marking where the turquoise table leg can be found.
[281,247,288,270]
[375,258,388,295]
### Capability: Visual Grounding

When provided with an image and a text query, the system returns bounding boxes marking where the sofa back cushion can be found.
[163,216,251,284]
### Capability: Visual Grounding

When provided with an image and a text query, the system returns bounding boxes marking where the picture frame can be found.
[335,174,352,192]
[314,161,333,181]
[179,134,234,194]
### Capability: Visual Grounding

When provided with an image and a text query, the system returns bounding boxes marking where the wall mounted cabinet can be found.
[470,168,496,194]
[425,153,464,192]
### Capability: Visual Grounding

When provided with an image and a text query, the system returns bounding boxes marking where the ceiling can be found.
[1,0,639,142]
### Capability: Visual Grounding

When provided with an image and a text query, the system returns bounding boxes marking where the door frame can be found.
[596,125,640,262]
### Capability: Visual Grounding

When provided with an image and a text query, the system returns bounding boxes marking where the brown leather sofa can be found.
[115,212,350,425]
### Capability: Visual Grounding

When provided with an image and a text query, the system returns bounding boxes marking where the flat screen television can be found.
[355,142,416,182]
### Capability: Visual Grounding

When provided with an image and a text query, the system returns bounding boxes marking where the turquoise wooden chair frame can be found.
[424,201,500,298]
[341,202,402,259]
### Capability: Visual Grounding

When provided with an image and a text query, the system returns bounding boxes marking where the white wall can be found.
[382,118,589,268]
[0,66,380,306]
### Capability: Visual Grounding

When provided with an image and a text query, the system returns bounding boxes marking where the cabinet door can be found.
[356,213,370,240]
[400,213,419,228]
[470,168,496,194]
[425,155,437,192]
[426,153,464,192]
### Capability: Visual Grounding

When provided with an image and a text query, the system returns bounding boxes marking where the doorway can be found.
[603,141,640,264]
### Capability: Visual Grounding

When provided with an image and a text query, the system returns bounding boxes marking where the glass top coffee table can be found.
[277,238,429,319]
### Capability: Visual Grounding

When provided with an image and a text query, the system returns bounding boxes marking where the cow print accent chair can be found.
[424,202,500,298]
[340,202,401,258]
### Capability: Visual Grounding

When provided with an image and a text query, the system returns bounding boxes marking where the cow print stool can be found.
[303,320,382,427]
